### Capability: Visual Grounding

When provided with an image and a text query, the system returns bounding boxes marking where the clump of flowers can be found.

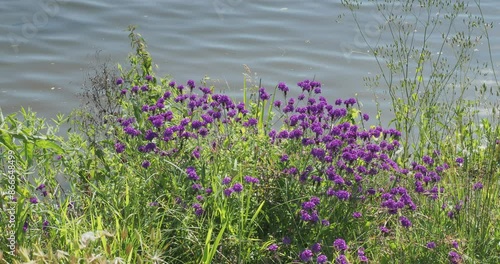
[109,72,484,263]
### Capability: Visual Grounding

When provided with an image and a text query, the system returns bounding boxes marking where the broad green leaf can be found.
[0,129,16,152]
[24,141,34,168]
[35,139,64,154]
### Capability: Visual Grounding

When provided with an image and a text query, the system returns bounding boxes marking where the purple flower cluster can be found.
[36,183,48,197]
[380,187,416,214]
[333,238,348,251]
[297,242,330,263]
[112,74,475,262]
[299,196,321,223]
[410,156,448,200]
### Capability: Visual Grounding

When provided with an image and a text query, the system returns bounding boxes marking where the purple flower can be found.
[455,157,464,165]
[426,241,436,249]
[192,183,203,191]
[422,155,434,165]
[222,176,232,185]
[452,240,459,249]
[473,182,483,191]
[379,226,390,233]
[124,126,141,137]
[362,113,369,121]
[224,188,234,197]
[352,212,362,218]
[357,247,367,259]
[448,251,462,264]
[311,242,321,253]
[299,249,313,262]
[333,238,348,251]
[145,75,153,81]
[335,190,351,200]
[283,236,291,245]
[192,203,204,216]
[244,175,259,184]
[42,220,49,231]
[268,244,278,252]
[321,219,330,226]
[30,197,38,204]
[278,82,289,94]
[302,201,316,210]
[36,184,46,191]
[142,160,150,169]
[259,87,270,100]
[247,118,258,126]
[116,78,123,85]
[399,216,412,228]
[120,89,127,95]
[317,255,328,263]
[447,210,455,219]
[310,196,320,205]
[192,149,200,159]
[187,79,195,89]
[131,86,139,93]
[169,81,176,88]
[232,183,243,193]
[274,100,282,108]
[335,254,349,264]
[344,98,357,107]
[300,210,312,222]
[144,130,158,141]
[23,221,28,232]
[280,154,289,162]
[186,167,200,181]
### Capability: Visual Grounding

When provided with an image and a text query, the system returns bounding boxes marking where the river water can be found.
[1,0,499,123]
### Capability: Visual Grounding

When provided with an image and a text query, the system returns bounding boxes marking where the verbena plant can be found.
[1,23,498,264]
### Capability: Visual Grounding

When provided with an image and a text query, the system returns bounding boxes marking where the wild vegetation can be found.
[1,1,499,263]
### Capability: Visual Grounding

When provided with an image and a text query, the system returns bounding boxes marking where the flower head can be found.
[352,212,362,218]
[42,220,49,231]
[268,244,278,252]
[30,197,38,204]
[317,255,328,263]
[232,183,243,193]
[399,216,412,228]
[333,238,348,251]
[335,254,349,264]
[222,176,232,185]
[299,249,313,262]
[186,167,200,181]
[311,242,321,253]
[448,251,462,264]
[259,87,270,100]
[473,182,483,191]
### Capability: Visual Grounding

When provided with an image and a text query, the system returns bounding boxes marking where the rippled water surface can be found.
[1,0,498,120]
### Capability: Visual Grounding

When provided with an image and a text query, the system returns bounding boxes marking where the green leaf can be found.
[0,129,16,152]
[24,141,34,168]
[35,139,64,154]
